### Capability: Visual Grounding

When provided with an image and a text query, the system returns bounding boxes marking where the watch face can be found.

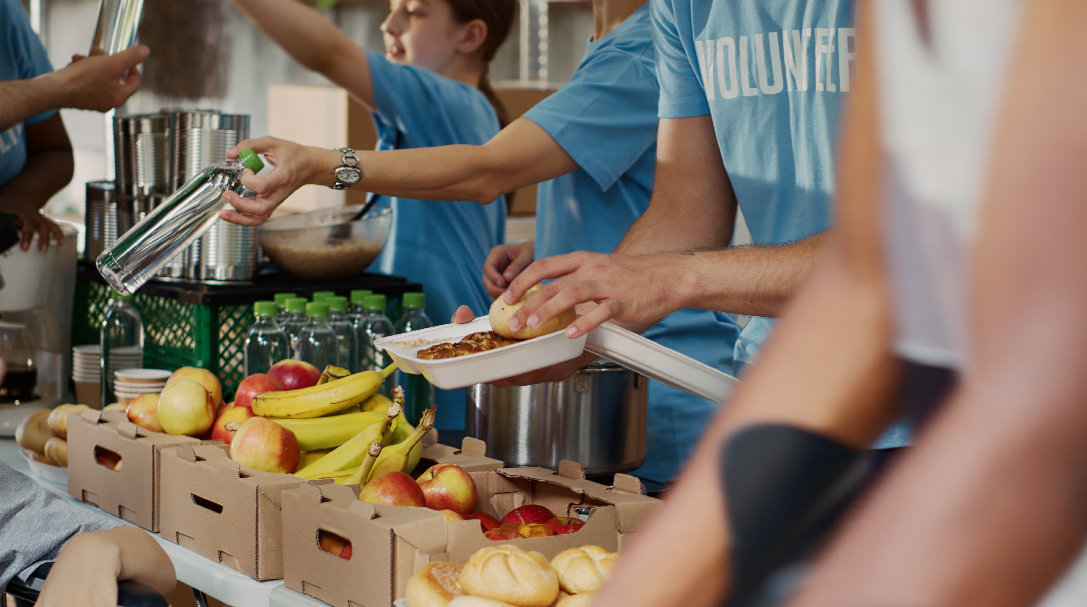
[334,166,362,185]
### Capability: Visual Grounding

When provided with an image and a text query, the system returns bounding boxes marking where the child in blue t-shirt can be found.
[224,0,516,430]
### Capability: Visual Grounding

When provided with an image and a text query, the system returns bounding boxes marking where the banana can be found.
[252,363,397,419]
[271,411,386,451]
[343,441,384,486]
[295,402,402,478]
[316,364,352,386]
[298,448,332,469]
[301,467,357,483]
[367,404,436,482]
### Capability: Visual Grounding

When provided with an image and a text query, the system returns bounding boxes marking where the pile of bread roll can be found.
[14,404,91,468]
[407,544,618,607]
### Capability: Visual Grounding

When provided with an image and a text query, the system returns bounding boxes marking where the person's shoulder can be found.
[368,51,489,106]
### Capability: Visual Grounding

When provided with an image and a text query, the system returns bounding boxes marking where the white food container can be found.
[375,317,589,390]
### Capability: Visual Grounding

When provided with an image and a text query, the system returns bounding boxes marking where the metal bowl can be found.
[258,206,391,280]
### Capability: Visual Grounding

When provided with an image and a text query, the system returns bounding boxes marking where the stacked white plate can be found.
[72,344,144,385]
[113,368,171,402]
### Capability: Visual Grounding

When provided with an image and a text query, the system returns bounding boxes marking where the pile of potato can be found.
[15,404,91,467]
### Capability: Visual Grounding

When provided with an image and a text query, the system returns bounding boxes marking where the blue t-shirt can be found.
[365,52,507,430]
[0,0,55,191]
[525,4,741,485]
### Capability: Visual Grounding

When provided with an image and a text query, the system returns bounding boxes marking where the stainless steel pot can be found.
[466,359,648,475]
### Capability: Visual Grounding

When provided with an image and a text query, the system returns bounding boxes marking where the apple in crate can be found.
[158,379,216,437]
[126,393,163,433]
[501,505,556,526]
[166,367,223,407]
[230,416,301,474]
[466,510,502,532]
[416,463,477,516]
[267,360,321,391]
[234,373,284,410]
[359,471,426,507]
[546,517,585,535]
[211,405,256,443]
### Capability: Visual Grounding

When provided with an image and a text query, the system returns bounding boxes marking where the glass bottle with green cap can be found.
[326,296,359,372]
[349,289,373,319]
[357,294,395,395]
[245,301,290,376]
[99,289,144,406]
[96,147,266,295]
[394,292,433,421]
[296,302,338,370]
[311,291,335,304]
[281,297,309,347]
[273,292,297,323]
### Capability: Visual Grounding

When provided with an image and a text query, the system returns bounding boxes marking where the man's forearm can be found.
[1,149,72,209]
[0,75,63,132]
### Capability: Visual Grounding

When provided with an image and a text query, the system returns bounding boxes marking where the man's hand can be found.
[501,251,686,339]
[1,197,62,251]
[221,137,323,226]
[53,45,148,112]
[483,241,534,298]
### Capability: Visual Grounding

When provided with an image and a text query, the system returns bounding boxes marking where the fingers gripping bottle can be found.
[394,292,433,422]
[245,301,290,376]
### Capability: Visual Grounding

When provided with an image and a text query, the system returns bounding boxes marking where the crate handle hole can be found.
[318,530,352,560]
[93,446,123,472]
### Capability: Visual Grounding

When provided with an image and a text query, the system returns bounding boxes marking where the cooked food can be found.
[490,285,576,340]
[416,332,520,360]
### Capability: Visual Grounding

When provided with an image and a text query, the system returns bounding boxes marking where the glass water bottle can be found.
[326,296,359,372]
[96,148,264,294]
[100,290,144,406]
[395,292,433,422]
[295,302,338,370]
[244,301,290,376]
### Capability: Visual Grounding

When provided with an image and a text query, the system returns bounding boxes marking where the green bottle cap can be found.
[111,289,134,300]
[364,294,387,310]
[350,289,373,304]
[312,291,335,303]
[273,292,297,306]
[238,147,265,174]
[402,292,425,309]
[306,302,330,318]
[285,297,308,313]
[254,301,278,317]
[327,296,349,312]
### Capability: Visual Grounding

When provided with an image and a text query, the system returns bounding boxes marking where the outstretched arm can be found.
[0,114,71,250]
[220,118,577,224]
[788,3,1087,605]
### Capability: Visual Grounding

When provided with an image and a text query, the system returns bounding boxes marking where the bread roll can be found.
[549,546,618,594]
[47,404,89,439]
[44,437,68,467]
[459,545,559,607]
[555,592,596,607]
[15,409,53,453]
[446,597,518,607]
[489,285,575,340]
[407,562,465,607]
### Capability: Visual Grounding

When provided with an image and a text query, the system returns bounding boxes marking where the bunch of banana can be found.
[272,409,387,451]
[252,363,397,419]
[295,401,402,479]
[367,404,435,482]
[343,441,384,486]
[316,365,352,385]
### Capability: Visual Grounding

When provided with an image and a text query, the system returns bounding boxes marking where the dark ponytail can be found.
[446,0,518,128]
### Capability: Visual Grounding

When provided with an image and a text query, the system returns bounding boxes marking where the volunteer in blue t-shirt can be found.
[222,0,740,486]
[224,0,516,430]
[0,0,146,251]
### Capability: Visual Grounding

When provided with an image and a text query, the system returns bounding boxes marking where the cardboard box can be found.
[66,409,214,532]
[158,444,315,581]
[281,460,661,607]
[416,437,504,474]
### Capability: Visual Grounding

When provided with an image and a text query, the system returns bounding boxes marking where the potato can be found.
[47,404,90,439]
[15,409,53,453]
[29,450,53,464]
[490,285,576,340]
[44,436,68,467]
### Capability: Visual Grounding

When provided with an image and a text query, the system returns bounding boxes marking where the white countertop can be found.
[0,438,282,607]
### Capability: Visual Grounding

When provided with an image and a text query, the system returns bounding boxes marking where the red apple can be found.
[166,367,223,407]
[126,393,163,433]
[359,471,426,507]
[545,517,585,535]
[437,509,464,523]
[415,463,477,515]
[318,531,353,560]
[94,446,123,471]
[211,405,256,443]
[234,374,284,410]
[501,504,556,526]
[484,526,521,541]
[466,510,502,532]
[229,416,301,474]
[268,360,321,391]
[158,379,217,437]
[517,523,556,538]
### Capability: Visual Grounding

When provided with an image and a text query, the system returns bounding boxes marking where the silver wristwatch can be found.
[331,147,362,190]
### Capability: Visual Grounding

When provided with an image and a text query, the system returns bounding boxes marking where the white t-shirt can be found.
[875,0,1021,369]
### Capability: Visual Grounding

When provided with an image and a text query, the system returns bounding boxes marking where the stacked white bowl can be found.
[72,344,144,385]
[113,368,171,403]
